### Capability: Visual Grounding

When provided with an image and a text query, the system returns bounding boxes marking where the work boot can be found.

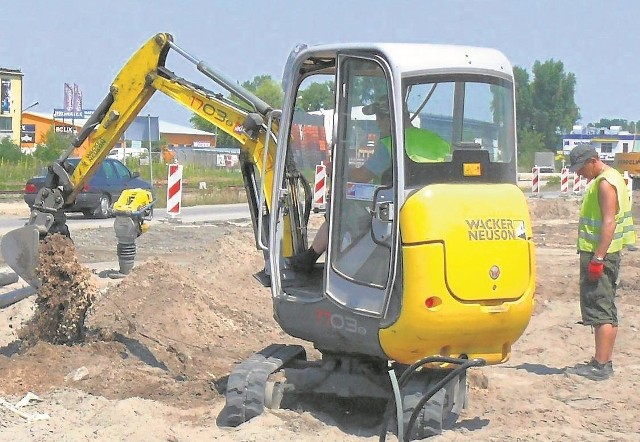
[288,247,321,273]
[565,358,613,381]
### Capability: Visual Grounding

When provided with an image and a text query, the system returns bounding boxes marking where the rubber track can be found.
[222,344,305,427]
[403,387,446,440]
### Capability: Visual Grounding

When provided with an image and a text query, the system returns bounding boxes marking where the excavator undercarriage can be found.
[218,344,484,439]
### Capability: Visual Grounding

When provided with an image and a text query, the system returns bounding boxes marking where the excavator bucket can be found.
[1,224,41,288]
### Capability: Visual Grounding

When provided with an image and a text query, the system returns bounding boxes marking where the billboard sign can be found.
[54,109,83,118]
[20,124,36,143]
[55,125,77,134]
[53,109,96,119]
[124,116,160,142]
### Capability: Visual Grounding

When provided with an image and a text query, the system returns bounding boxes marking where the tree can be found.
[588,118,635,132]
[513,60,579,156]
[530,59,579,151]
[0,137,23,162]
[296,81,335,111]
[517,128,545,171]
[34,127,73,162]
[241,75,284,109]
[514,66,534,135]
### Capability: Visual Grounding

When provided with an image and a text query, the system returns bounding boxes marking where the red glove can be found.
[588,259,604,282]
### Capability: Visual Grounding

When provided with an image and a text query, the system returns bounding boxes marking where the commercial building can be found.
[0,68,24,143]
[20,111,215,155]
[562,125,638,163]
[21,111,90,153]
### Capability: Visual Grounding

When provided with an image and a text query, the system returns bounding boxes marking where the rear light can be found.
[424,296,442,309]
[81,183,90,192]
[24,183,37,194]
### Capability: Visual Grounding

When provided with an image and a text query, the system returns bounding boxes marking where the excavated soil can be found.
[19,234,97,346]
[0,197,640,441]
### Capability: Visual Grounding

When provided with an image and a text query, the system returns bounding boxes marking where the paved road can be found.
[0,203,251,236]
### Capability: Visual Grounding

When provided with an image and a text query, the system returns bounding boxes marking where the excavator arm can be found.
[1,33,309,288]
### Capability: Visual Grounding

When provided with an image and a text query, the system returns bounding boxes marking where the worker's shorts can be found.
[579,251,621,326]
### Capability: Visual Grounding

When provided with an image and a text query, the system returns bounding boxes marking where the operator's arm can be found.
[594,178,618,259]
[349,142,390,183]
[349,165,376,183]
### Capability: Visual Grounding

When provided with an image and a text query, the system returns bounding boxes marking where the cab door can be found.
[325,54,399,317]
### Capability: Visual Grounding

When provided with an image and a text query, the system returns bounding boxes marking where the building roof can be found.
[159,120,213,136]
[0,67,23,76]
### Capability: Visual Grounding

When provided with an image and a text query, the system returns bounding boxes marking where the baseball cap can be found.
[568,143,598,172]
[362,96,389,115]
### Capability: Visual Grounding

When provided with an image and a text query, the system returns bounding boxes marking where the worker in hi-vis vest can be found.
[565,143,636,381]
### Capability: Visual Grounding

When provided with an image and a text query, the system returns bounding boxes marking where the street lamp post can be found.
[148,113,153,189]
[22,101,39,112]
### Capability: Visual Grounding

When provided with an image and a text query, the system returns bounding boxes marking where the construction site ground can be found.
[1,196,640,441]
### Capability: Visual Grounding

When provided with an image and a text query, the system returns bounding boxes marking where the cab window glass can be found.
[404,78,513,161]
[331,57,392,289]
[288,74,335,191]
[403,75,515,186]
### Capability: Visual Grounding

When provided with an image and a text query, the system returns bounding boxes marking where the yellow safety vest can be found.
[577,167,636,253]
[381,127,450,162]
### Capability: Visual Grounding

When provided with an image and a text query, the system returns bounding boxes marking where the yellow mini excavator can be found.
[1,33,535,440]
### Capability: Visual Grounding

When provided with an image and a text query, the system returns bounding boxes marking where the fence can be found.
[173,148,240,169]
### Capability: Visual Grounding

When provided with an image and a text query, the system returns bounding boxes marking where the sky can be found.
[2,0,639,128]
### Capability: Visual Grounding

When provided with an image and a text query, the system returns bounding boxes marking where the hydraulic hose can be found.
[378,356,485,442]
[404,358,484,441]
[388,368,404,442]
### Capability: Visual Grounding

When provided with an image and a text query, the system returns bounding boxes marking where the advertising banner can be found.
[64,83,73,112]
[1,79,11,114]
[73,84,82,112]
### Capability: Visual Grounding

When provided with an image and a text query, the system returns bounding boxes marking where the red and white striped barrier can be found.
[573,172,582,194]
[531,167,540,194]
[166,163,183,219]
[313,162,327,212]
[560,167,569,194]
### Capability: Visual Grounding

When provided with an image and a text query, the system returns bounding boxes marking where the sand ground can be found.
[0,196,639,441]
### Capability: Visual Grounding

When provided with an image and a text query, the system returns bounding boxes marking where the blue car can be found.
[24,157,153,219]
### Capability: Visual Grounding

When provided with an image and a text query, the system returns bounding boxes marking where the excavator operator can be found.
[290,94,449,272]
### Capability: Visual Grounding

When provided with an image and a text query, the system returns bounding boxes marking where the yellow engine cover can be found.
[113,188,153,213]
[379,183,535,365]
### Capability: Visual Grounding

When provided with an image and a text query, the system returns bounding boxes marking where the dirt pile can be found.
[86,254,287,383]
[0,226,302,406]
[20,234,97,346]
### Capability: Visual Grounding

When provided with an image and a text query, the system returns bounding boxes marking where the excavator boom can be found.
[1,32,304,289]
